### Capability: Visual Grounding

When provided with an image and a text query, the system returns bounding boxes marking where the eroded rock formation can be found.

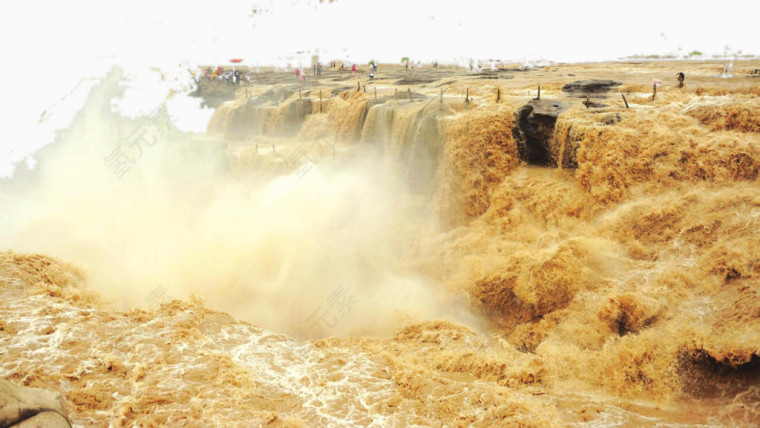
[0,380,71,428]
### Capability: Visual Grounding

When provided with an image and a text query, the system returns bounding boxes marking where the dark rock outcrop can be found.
[472,71,515,80]
[394,77,437,86]
[582,99,608,108]
[562,80,622,94]
[190,81,237,108]
[0,380,71,427]
[513,99,569,167]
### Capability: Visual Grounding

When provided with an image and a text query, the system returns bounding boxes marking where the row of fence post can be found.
[270,81,635,110]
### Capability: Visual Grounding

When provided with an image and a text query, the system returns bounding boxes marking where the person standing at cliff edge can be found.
[676,72,685,88]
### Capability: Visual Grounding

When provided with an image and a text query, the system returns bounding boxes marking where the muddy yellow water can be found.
[2,61,760,426]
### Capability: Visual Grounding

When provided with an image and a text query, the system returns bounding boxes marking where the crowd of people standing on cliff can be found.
[294,63,325,81]
[293,61,352,81]
[194,60,385,85]
[195,66,250,85]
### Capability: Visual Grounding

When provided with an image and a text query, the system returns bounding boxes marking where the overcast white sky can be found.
[1,0,758,176]
[5,0,757,64]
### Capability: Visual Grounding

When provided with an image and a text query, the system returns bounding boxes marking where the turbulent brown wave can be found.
[438,105,519,227]
[3,61,760,426]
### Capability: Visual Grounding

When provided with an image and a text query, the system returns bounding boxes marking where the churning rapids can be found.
[2,61,760,426]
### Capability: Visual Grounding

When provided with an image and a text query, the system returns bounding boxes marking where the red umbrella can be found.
[230,58,243,63]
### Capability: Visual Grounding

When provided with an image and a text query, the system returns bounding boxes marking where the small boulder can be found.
[0,379,71,427]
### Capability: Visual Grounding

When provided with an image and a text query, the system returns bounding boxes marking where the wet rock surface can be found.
[395,77,438,85]
[191,82,237,108]
[0,380,71,428]
[562,79,622,94]
[513,99,569,166]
